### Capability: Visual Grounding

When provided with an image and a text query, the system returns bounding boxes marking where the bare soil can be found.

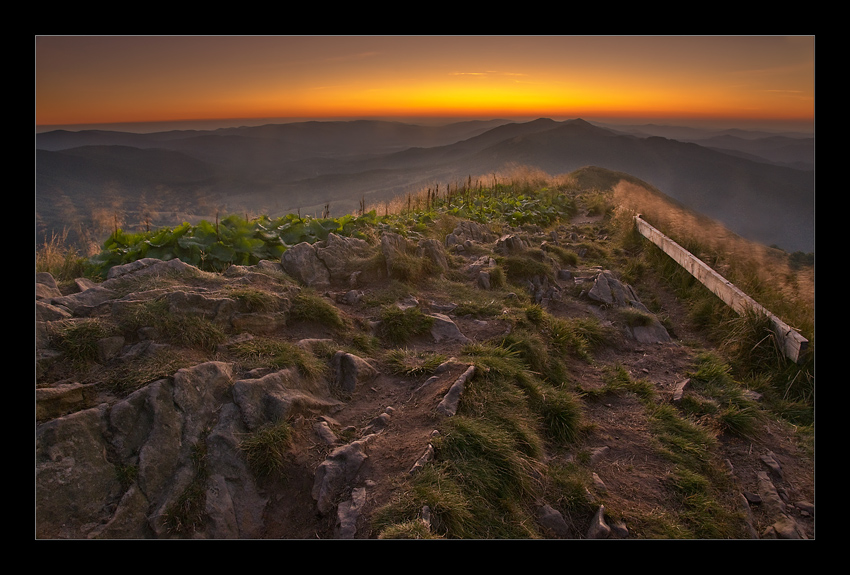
[253,238,814,539]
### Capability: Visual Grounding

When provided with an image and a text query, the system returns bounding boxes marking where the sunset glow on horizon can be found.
[35,36,815,133]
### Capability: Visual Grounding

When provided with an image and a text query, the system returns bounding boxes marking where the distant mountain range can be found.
[35,117,814,253]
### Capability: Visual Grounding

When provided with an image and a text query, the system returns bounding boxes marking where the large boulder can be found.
[588,270,646,310]
[312,438,371,515]
[35,361,298,539]
[316,233,376,283]
[36,404,124,539]
[495,234,528,254]
[282,234,378,288]
[232,368,343,430]
[281,242,331,288]
[428,313,470,344]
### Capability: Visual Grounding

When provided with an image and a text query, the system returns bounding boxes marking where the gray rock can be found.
[332,351,379,393]
[48,285,119,316]
[281,242,331,288]
[588,270,644,309]
[416,238,449,272]
[36,272,63,300]
[588,270,671,343]
[232,368,341,430]
[36,300,72,322]
[587,505,611,539]
[203,402,268,538]
[436,365,476,417]
[315,421,340,445]
[538,504,571,537]
[336,486,367,538]
[36,382,100,421]
[105,257,196,280]
[446,221,497,246]
[316,233,375,283]
[380,232,413,276]
[477,271,491,290]
[165,290,237,324]
[495,234,528,254]
[428,313,470,344]
[36,405,123,539]
[313,439,370,515]
[409,444,435,474]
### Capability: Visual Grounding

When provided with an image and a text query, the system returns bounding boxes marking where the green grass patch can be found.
[104,347,196,395]
[377,306,434,344]
[161,438,209,535]
[501,252,555,284]
[240,420,293,478]
[374,339,587,539]
[229,336,327,381]
[617,307,656,328]
[581,364,747,538]
[226,287,281,313]
[387,251,437,284]
[543,244,579,267]
[47,318,114,367]
[114,298,226,352]
[546,315,609,360]
[361,279,413,307]
[385,348,447,377]
[683,353,763,438]
[289,290,346,330]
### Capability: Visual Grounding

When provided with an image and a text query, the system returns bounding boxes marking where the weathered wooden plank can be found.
[634,215,808,363]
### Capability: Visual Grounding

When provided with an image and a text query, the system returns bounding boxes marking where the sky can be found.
[35,35,815,133]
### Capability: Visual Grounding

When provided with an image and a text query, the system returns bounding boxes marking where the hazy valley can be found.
[35,117,815,254]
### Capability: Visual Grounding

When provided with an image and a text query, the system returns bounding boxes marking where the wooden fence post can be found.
[634,215,809,363]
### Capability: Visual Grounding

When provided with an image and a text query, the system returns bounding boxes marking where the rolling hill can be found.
[35,118,814,253]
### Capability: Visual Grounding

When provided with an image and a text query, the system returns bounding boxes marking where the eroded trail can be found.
[36,195,814,540]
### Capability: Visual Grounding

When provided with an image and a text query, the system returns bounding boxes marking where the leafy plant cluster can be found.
[87,212,380,277]
[83,182,578,278]
[432,185,576,228]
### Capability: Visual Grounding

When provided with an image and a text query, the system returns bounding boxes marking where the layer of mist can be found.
[35,117,814,254]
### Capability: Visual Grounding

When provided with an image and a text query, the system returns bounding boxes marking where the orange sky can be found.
[35,35,815,132]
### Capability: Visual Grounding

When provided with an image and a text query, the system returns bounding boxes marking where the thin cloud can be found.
[323,51,382,63]
[449,70,528,77]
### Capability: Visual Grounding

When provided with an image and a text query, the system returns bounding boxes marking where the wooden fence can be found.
[634,215,809,363]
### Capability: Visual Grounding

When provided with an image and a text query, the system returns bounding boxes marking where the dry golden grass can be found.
[611,180,813,336]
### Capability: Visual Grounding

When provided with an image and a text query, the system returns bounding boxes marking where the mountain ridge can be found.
[35,117,814,253]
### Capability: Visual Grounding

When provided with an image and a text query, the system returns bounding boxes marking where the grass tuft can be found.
[229,337,327,381]
[289,290,346,330]
[378,306,434,344]
[385,348,447,377]
[47,318,114,367]
[240,420,293,478]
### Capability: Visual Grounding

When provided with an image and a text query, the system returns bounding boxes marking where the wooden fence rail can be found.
[634,215,809,363]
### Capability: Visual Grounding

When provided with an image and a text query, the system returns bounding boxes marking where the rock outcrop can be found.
[281,233,377,288]
[587,270,671,344]
[34,257,377,538]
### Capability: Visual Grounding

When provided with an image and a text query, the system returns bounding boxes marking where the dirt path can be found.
[256,256,814,539]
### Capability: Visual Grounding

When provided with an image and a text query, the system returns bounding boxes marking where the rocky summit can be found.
[35,197,814,539]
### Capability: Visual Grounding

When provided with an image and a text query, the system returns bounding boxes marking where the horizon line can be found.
[35,114,815,135]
